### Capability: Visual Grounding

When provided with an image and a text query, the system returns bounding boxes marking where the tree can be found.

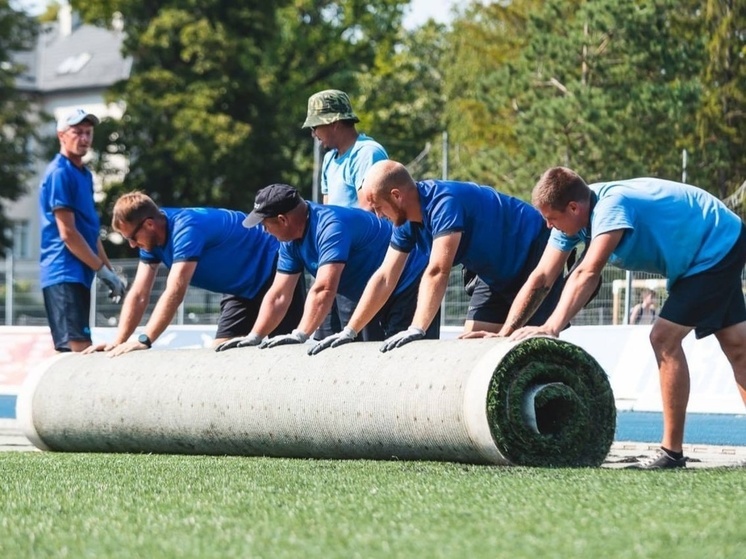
[697,0,746,198]
[72,0,411,217]
[0,1,39,249]
[441,0,708,198]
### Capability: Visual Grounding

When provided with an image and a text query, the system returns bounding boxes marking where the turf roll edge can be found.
[17,338,615,467]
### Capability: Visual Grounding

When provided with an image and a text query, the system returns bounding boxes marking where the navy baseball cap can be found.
[243,184,302,227]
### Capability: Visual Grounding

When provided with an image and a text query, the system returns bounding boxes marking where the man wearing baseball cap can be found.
[215,183,438,351]
[38,108,126,352]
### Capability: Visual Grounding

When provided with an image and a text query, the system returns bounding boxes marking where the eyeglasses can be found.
[122,217,150,243]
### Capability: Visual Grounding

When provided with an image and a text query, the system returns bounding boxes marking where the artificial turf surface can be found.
[0,453,743,558]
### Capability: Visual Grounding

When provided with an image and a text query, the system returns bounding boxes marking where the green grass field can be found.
[1,453,744,559]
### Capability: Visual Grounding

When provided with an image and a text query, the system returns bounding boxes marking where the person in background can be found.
[302,89,389,340]
[310,160,562,354]
[39,108,126,352]
[84,192,304,356]
[215,183,435,351]
[302,88,388,210]
[508,167,746,469]
[629,287,657,325]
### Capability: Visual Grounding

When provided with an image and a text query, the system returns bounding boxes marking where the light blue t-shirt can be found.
[321,133,388,207]
[277,203,427,300]
[390,180,546,291]
[549,178,743,284]
[140,208,279,299]
[39,154,101,289]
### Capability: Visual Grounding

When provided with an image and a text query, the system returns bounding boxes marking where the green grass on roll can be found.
[486,337,616,467]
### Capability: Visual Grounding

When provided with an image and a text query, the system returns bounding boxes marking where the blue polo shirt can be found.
[321,133,388,207]
[549,178,743,284]
[39,154,101,289]
[277,203,427,300]
[390,180,546,291]
[140,208,279,298]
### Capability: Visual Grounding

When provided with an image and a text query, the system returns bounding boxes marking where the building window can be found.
[11,220,30,259]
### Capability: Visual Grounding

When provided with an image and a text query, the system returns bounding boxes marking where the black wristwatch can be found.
[137,334,152,348]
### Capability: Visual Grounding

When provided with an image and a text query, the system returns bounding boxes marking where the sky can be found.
[13,0,458,27]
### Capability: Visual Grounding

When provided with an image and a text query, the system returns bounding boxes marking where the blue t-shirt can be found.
[321,133,388,207]
[549,178,743,284]
[277,203,427,300]
[140,208,279,299]
[39,154,101,289]
[390,180,546,291]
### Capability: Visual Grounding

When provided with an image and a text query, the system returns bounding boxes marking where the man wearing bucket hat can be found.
[302,89,389,340]
[214,183,437,351]
[302,89,388,209]
[39,108,126,352]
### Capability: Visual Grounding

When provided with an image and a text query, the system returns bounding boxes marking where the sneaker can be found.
[625,449,687,470]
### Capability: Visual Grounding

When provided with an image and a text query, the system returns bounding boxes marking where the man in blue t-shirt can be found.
[214,183,435,351]
[508,166,746,469]
[84,192,305,356]
[316,160,562,353]
[39,108,126,352]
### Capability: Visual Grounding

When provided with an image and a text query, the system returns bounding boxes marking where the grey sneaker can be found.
[626,449,687,470]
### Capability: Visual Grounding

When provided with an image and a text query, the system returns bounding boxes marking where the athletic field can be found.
[1,439,744,558]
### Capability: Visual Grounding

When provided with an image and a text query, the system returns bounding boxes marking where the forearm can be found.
[296,285,336,336]
[252,291,293,337]
[499,275,553,336]
[142,286,186,342]
[410,269,450,331]
[348,273,397,333]
[543,269,600,335]
[113,289,149,344]
[63,231,104,271]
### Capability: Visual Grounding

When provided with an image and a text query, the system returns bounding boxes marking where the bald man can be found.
[309,160,564,354]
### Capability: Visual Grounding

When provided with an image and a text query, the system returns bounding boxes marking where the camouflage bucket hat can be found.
[302,89,360,129]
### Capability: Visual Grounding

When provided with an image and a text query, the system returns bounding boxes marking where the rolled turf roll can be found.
[17,337,615,467]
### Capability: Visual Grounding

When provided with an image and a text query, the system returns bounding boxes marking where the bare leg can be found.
[648,318,693,453]
[714,321,746,407]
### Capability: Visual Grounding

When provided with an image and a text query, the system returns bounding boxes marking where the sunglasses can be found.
[122,217,151,243]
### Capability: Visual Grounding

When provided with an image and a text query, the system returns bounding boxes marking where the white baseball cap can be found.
[56,108,100,132]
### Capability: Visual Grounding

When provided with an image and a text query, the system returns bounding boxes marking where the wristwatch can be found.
[137,333,152,349]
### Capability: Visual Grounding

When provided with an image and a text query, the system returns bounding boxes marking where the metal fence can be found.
[2,256,745,330]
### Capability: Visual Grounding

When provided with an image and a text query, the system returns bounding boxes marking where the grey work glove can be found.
[379,326,426,353]
[214,332,262,352]
[307,326,357,356]
[259,329,309,349]
[97,265,127,303]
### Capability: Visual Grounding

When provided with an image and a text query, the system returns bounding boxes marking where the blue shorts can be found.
[466,229,565,326]
[660,223,746,339]
[42,282,92,351]
[215,272,306,339]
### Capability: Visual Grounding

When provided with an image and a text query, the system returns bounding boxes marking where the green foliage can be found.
[1,453,745,558]
[72,0,412,218]
[0,1,39,248]
[696,0,746,198]
[442,0,724,198]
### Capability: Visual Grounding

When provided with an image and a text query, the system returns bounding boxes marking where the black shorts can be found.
[215,273,306,339]
[42,282,92,351]
[466,229,565,326]
[364,274,441,341]
[660,223,746,339]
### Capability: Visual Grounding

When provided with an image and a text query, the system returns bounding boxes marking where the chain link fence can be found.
[2,257,745,330]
